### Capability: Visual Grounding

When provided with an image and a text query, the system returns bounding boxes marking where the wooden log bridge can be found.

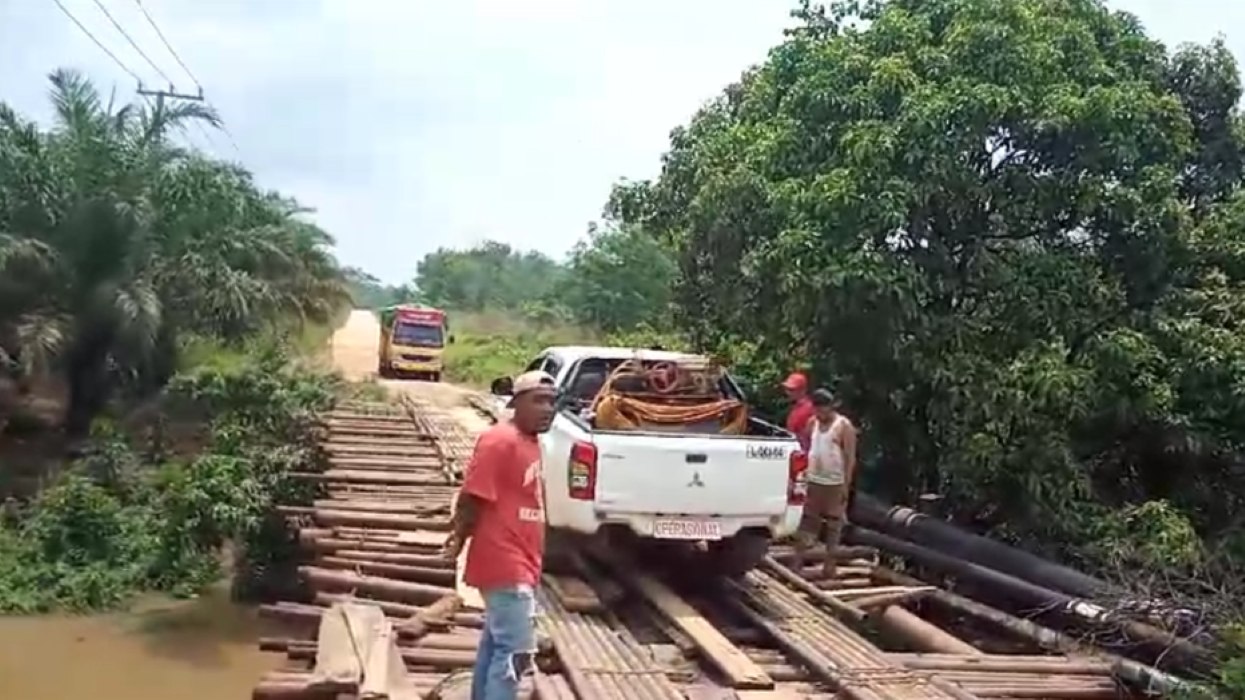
[251,398,1139,700]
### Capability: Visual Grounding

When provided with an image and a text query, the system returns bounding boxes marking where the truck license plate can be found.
[652,518,722,540]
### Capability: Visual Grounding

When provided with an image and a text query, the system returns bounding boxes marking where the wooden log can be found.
[316,555,456,586]
[613,563,773,690]
[311,508,452,532]
[261,629,480,653]
[890,653,1114,675]
[301,566,455,604]
[851,588,933,609]
[271,638,478,668]
[265,597,482,633]
[300,527,446,548]
[826,584,933,600]
[311,499,450,516]
[291,469,447,486]
[315,592,421,618]
[331,549,454,568]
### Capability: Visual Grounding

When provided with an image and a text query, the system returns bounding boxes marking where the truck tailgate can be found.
[591,433,792,516]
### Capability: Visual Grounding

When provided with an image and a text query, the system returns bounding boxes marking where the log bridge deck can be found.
[252,398,1141,700]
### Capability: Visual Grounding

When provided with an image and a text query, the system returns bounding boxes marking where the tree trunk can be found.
[63,341,111,438]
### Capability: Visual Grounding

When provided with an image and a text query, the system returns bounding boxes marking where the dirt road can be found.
[330,309,492,432]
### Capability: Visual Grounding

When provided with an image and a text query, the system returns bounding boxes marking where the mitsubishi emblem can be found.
[688,471,705,488]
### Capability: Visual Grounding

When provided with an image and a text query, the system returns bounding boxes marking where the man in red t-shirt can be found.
[783,372,814,450]
[443,370,556,700]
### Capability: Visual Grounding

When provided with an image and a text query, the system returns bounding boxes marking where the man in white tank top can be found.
[794,388,857,579]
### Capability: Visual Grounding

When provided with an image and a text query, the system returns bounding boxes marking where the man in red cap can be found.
[782,372,814,451]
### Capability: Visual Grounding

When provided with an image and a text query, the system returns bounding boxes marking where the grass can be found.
[442,312,596,387]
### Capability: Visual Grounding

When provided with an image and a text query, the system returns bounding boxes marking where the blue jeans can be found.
[471,586,537,700]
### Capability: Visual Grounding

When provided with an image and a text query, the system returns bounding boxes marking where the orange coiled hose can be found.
[591,360,748,434]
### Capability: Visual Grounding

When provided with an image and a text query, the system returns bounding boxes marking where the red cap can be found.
[781,372,808,391]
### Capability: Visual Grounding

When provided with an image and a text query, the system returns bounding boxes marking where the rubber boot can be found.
[821,516,844,580]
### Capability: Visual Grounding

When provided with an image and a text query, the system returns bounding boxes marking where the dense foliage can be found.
[0,348,333,611]
[0,69,349,434]
[0,70,349,610]
[612,0,1245,567]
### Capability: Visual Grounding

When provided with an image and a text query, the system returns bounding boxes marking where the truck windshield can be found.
[392,321,444,347]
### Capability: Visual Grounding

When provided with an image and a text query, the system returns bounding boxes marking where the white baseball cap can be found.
[507,370,556,407]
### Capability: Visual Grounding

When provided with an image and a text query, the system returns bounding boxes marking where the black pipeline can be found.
[850,494,1113,599]
[870,564,1189,697]
[846,526,1216,678]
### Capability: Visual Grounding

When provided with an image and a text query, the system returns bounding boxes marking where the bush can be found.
[442,313,594,386]
[0,346,336,612]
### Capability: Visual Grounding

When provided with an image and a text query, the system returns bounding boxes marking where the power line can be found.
[49,0,238,159]
[51,0,141,83]
[128,0,243,160]
[132,0,201,89]
[90,0,175,86]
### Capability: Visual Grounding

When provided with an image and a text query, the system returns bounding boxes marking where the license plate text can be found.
[652,518,723,540]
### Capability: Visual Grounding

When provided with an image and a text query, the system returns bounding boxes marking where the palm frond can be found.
[48,68,104,136]
[7,310,70,375]
[1,66,350,428]
[0,233,56,270]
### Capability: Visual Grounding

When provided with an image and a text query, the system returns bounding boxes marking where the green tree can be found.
[558,222,676,332]
[0,69,348,433]
[413,240,564,311]
[609,0,1245,557]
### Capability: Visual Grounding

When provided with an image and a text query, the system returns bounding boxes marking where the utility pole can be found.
[136,84,205,101]
[135,83,241,158]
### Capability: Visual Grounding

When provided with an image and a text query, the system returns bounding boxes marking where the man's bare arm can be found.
[843,425,858,486]
[451,490,484,544]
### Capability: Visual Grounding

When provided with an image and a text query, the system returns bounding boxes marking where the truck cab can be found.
[377,306,451,381]
[491,346,808,577]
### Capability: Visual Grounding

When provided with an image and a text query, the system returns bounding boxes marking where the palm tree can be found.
[0,69,348,434]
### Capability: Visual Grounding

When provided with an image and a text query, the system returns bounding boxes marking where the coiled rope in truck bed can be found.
[591,358,748,434]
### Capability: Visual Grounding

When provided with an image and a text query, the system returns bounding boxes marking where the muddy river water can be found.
[0,589,279,700]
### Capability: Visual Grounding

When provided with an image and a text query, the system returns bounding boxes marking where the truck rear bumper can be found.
[548,503,802,541]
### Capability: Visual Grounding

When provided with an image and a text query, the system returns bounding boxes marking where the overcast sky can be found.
[2,1,1242,283]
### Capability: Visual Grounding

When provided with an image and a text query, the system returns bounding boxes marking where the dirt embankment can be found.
[329,310,492,433]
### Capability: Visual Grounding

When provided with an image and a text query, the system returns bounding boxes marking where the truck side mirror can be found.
[490,376,514,396]
[448,334,456,344]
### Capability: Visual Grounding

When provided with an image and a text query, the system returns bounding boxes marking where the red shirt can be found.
[461,422,546,590]
[786,397,815,451]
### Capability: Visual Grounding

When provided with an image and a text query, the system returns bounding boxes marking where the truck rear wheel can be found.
[429,371,441,383]
[702,530,771,578]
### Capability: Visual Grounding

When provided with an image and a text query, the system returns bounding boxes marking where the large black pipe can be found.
[851,493,1114,599]
[870,564,1188,697]
[846,525,1216,678]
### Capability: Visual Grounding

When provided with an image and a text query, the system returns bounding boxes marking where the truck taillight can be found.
[568,441,598,501]
[787,450,809,505]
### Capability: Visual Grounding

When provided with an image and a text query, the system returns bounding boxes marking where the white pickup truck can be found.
[489,345,808,577]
